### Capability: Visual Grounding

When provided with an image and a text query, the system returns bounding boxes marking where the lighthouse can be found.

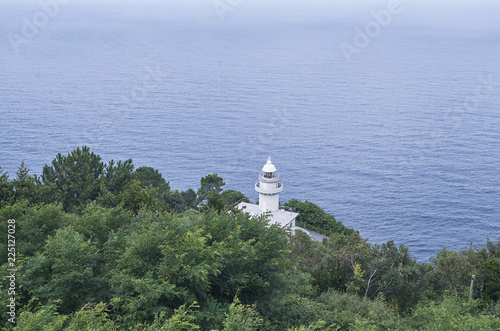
[236,157,317,239]
[255,156,283,212]
[237,157,299,234]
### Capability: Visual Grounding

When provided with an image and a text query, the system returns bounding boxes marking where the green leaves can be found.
[283,199,353,236]
[220,190,249,208]
[481,258,500,304]
[145,303,200,331]
[202,212,290,304]
[65,303,118,330]
[133,166,170,201]
[222,298,263,331]
[104,159,134,195]
[70,203,132,247]
[21,228,100,314]
[41,147,139,213]
[197,173,225,204]
[168,190,187,213]
[4,147,500,329]
[315,290,399,330]
[408,295,500,330]
[106,213,217,327]
[428,245,487,299]
[159,229,220,295]
[11,162,37,204]
[117,180,159,214]
[15,304,67,331]
[42,146,105,212]
[0,165,13,208]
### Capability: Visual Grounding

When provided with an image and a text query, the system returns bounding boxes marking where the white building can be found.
[237,157,300,233]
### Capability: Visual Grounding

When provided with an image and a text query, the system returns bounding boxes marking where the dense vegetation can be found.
[1,147,499,330]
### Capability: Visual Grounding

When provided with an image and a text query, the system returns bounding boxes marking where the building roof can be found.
[262,157,277,173]
[236,202,299,228]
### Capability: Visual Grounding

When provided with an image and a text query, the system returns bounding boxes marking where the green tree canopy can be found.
[220,190,249,208]
[11,162,38,203]
[134,166,170,200]
[117,180,159,214]
[20,228,100,314]
[481,258,500,304]
[104,159,134,195]
[284,199,353,236]
[42,146,105,212]
[0,166,13,208]
[181,189,197,209]
[168,190,186,213]
[197,173,225,204]
[3,147,500,329]
[41,147,139,212]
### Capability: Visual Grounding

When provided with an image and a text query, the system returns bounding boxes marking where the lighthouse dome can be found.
[262,157,277,173]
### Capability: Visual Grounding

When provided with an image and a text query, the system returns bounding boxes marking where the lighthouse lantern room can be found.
[255,156,283,212]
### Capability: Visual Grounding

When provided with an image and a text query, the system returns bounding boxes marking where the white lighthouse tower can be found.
[237,157,305,236]
[236,157,318,239]
[255,156,283,212]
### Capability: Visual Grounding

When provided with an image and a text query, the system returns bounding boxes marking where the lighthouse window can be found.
[264,172,272,178]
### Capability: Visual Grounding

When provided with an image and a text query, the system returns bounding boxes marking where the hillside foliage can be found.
[1,147,499,330]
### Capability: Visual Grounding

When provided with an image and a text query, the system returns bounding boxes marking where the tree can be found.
[197,174,225,204]
[42,146,105,212]
[220,190,249,208]
[181,189,197,209]
[222,298,263,331]
[0,166,13,208]
[287,321,336,331]
[205,190,224,213]
[117,180,159,214]
[366,241,424,312]
[106,214,219,327]
[168,190,186,213]
[201,211,290,305]
[11,161,38,203]
[290,245,325,291]
[134,166,170,201]
[15,304,68,330]
[70,203,133,248]
[66,303,118,330]
[104,159,134,195]
[304,232,373,293]
[144,303,200,331]
[283,200,353,236]
[486,239,500,259]
[20,228,100,314]
[481,258,500,304]
[408,295,500,330]
[429,245,486,298]
[315,290,399,330]
[19,203,67,257]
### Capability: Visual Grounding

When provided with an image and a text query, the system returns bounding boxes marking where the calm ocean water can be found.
[1,0,499,260]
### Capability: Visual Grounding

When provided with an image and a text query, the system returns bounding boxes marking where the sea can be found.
[1,0,499,261]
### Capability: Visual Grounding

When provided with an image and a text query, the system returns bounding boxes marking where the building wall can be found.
[259,193,279,212]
